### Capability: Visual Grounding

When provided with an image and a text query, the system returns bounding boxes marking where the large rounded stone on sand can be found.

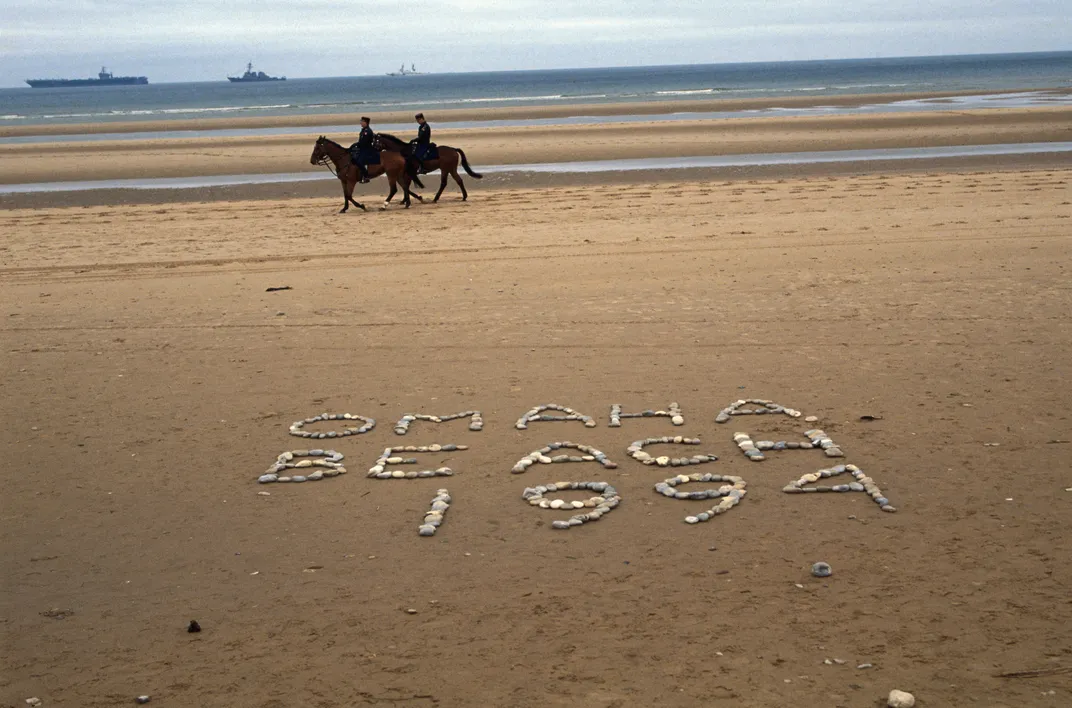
[887,689,916,708]
[811,562,833,578]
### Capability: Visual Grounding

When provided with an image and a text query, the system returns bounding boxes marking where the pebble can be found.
[515,403,597,429]
[394,411,483,434]
[136,698,151,705]
[784,464,895,511]
[887,689,915,708]
[857,663,873,669]
[805,415,819,422]
[656,473,747,523]
[257,450,345,484]
[522,482,622,530]
[26,700,41,707]
[289,413,375,438]
[811,562,832,578]
[715,399,804,422]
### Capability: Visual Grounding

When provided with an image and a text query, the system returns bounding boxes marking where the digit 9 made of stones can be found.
[521,482,621,530]
[655,473,747,524]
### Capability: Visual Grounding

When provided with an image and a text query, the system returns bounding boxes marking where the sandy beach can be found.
[3,92,1072,707]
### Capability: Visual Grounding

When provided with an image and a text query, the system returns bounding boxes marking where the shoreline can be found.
[4,88,1070,138]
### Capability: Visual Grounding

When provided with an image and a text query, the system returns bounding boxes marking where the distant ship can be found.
[25,67,148,88]
[387,63,423,77]
[228,62,285,82]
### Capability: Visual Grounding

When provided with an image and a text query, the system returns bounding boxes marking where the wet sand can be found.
[2,164,1072,707]
[2,105,1069,187]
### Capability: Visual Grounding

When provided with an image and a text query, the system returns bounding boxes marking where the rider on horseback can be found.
[354,117,375,183]
[411,113,432,173]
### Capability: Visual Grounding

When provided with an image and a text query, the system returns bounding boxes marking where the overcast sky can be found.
[2,0,1068,86]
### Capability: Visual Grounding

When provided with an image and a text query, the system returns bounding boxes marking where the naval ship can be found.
[26,67,149,88]
[228,62,286,82]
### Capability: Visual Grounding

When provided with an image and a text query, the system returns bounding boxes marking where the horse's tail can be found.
[456,148,483,179]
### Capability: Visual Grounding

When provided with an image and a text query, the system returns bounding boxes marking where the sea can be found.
[2,52,1070,129]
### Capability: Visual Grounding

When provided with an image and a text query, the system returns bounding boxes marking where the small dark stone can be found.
[187,620,201,633]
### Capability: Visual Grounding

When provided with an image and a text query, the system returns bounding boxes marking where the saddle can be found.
[410,141,439,163]
[348,144,381,165]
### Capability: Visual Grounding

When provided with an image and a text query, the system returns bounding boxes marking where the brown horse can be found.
[374,133,482,202]
[309,136,424,213]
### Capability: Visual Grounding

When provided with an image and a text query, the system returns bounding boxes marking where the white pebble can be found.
[887,689,915,708]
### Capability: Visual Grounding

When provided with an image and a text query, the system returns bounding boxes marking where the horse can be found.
[309,136,424,213]
[374,133,483,202]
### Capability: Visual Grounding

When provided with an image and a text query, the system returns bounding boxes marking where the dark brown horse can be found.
[374,133,482,202]
[309,136,424,213]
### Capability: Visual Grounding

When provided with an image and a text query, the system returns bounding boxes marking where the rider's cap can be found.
[415,113,424,119]
[361,116,371,123]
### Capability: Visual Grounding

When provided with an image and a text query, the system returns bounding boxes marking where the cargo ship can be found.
[387,63,422,77]
[227,62,285,82]
[25,67,149,88]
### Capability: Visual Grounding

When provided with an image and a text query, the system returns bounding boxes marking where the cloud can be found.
[2,1,1069,85]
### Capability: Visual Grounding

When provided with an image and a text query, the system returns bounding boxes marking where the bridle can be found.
[313,138,340,178]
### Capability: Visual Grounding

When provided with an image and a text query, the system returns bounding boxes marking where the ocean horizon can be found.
[1,51,1069,127]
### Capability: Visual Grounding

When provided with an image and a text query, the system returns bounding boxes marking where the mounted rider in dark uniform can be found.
[410,113,436,172]
[353,117,376,183]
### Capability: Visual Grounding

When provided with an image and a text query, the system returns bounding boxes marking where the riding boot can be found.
[359,165,369,183]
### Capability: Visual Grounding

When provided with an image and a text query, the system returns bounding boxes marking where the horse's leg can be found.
[400,170,412,209]
[382,176,397,211]
[349,166,370,210]
[405,168,424,202]
[433,170,449,202]
[451,168,468,201]
[339,177,350,213]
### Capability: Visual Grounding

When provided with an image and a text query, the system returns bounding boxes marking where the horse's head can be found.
[310,136,328,166]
